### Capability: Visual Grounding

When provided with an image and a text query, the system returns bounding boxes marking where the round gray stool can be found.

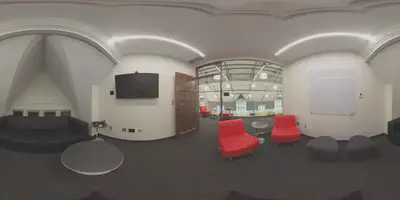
[306,136,339,162]
[347,135,378,160]
[61,141,124,175]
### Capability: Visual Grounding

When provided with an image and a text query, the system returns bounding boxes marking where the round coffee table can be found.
[251,121,269,144]
[61,141,124,175]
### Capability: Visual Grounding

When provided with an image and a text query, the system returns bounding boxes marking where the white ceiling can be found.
[0,0,398,65]
[4,0,388,17]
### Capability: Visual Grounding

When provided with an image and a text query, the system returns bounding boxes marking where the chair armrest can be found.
[0,116,8,130]
[68,117,89,135]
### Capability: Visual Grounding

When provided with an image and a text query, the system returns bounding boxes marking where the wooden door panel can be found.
[175,72,199,136]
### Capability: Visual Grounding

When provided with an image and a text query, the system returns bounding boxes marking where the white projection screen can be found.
[309,69,356,115]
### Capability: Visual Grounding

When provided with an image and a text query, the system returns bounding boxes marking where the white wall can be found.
[284,53,385,140]
[369,41,400,120]
[98,55,195,141]
[384,84,393,134]
[11,70,73,111]
[0,35,36,115]
[5,35,44,111]
[48,35,113,123]
[44,35,79,110]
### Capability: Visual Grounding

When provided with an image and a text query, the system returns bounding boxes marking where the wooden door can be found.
[175,72,199,136]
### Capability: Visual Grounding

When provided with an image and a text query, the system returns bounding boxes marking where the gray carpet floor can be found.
[0,117,399,200]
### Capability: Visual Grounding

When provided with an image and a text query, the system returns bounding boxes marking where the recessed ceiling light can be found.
[248,94,252,97]
[260,72,268,80]
[225,84,231,88]
[274,32,373,56]
[230,94,234,97]
[265,94,269,97]
[251,83,256,88]
[108,35,206,57]
[273,85,278,90]
[204,86,209,90]
[214,75,221,80]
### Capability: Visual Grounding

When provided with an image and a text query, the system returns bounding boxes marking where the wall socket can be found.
[122,128,127,132]
[109,126,112,131]
[137,129,142,133]
[128,129,135,133]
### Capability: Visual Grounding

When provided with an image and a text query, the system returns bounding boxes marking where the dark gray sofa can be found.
[388,117,400,146]
[0,115,90,153]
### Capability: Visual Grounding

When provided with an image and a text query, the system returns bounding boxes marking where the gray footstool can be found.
[306,136,339,162]
[347,135,378,160]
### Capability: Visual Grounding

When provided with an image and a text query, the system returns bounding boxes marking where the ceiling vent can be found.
[188,56,204,64]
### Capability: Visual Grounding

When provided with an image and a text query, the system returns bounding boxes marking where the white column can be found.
[384,84,393,134]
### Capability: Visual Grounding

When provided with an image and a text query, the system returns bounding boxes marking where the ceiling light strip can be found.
[253,64,267,81]
[274,32,373,56]
[108,35,205,57]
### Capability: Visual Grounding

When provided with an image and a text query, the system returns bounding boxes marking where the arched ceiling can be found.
[0,0,400,64]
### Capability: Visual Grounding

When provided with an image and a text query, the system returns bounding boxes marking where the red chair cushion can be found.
[275,115,296,128]
[200,106,212,115]
[271,128,300,142]
[218,119,259,158]
[219,133,259,158]
[271,115,300,143]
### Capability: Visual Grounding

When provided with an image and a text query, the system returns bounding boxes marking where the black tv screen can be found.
[115,73,159,98]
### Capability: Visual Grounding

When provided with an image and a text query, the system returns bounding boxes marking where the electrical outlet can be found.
[138,129,142,133]
[122,128,127,132]
[304,124,307,128]
[128,129,135,133]
[109,126,112,131]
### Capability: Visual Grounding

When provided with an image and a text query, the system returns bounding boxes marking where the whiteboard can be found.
[309,69,356,115]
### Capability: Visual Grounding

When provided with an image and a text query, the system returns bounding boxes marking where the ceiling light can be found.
[204,86,209,90]
[225,84,231,88]
[273,85,278,90]
[265,94,269,97]
[214,75,221,80]
[230,94,234,97]
[214,95,218,99]
[274,32,373,56]
[108,35,205,57]
[248,94,252,98]
[251,83,256,88]
[253,64,267,81]
[260,72,268,80]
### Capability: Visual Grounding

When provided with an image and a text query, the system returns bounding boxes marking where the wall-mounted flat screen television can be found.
[115,73,159,98]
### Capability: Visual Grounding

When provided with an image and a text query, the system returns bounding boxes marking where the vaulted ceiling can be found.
[0,0,399,65]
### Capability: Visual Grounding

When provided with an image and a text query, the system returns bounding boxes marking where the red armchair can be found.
[218,112,232,119]
[218,119,259,158]
[271,115,300,143]
[200,106,212,116]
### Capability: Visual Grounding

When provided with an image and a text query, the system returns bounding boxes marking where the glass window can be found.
[12,110,23,116]
[60,110,71,117]
[44,111,56,117]
[28,111,39,117]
